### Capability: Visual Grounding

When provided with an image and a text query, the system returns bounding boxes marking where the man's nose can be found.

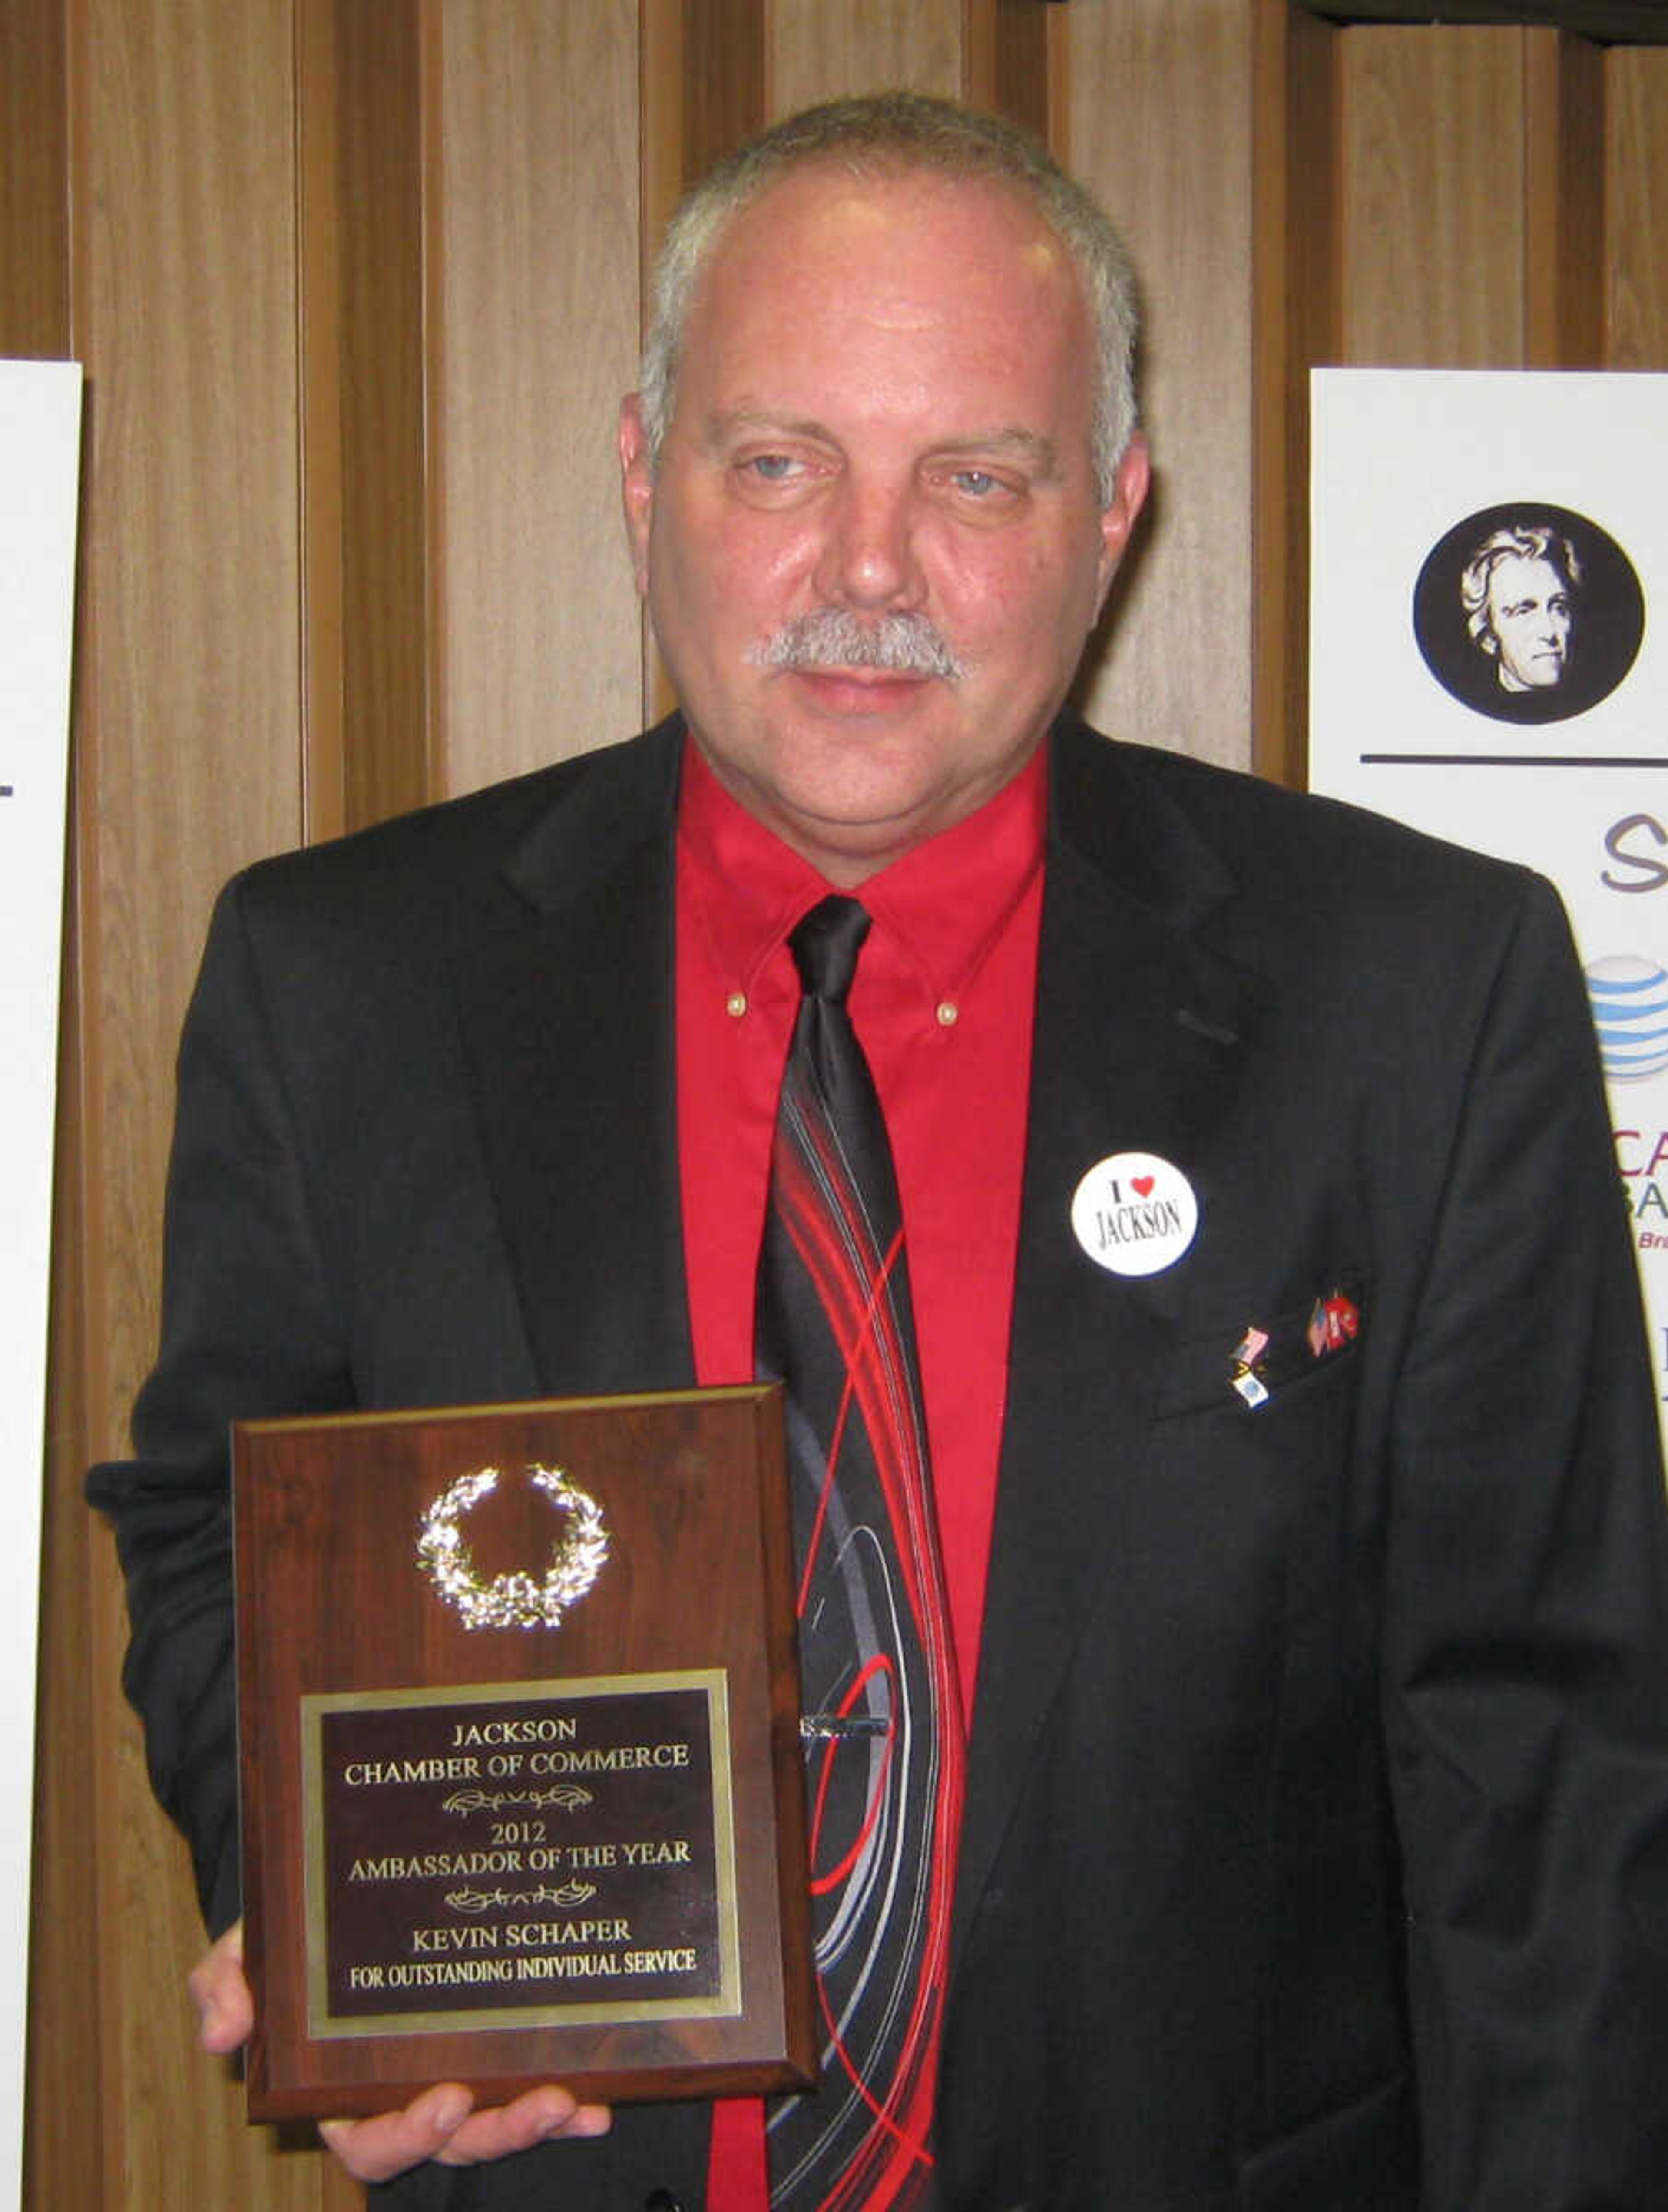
[812,476,926,612]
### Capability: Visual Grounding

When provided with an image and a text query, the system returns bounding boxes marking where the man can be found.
[91,93,1668,2210]
[1461,521,1579,694]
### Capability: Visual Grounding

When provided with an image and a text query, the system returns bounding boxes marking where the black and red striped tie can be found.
[756,894,966,2212]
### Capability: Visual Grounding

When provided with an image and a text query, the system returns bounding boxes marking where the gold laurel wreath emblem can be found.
[416,1464,609,1631]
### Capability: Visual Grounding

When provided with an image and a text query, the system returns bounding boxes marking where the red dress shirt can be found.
[675,735,1045,2209]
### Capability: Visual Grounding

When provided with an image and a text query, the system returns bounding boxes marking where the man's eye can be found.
[939,466,1023,505]
[741,454,801,482]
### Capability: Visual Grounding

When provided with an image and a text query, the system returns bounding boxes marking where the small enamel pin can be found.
[1307,1289,1361,1358]
[1229,1323,1271,1410]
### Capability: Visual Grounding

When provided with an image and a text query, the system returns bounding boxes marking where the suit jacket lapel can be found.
[453,719,698,1399]
[953,722,1268,1974]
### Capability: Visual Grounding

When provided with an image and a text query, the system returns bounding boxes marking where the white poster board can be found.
[1309,368,1668,1437]
[0,359,82,2204]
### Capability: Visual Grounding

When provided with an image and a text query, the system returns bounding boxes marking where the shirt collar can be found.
[677,732,1048,1007]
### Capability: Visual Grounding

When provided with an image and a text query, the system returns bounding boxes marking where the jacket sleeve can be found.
[1381,871,1668,2209]
[87,877,354,1937]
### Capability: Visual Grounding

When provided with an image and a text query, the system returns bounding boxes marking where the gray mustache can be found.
[747,609,968,680]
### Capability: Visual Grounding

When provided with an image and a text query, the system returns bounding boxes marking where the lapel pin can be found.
[1308,1289,1361,1358]
[1232,1325,1269,1368]
[1070,1150,1199,1279]
[1230,1322,1271,1410]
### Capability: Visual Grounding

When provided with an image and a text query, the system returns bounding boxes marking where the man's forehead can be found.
[702,159,1070,287]
[676,163,1091,407]
[1492,555,1563,597]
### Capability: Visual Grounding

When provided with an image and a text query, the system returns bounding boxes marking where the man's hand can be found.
[189,1921,254,2055]
[188,1921,612,2182]
[317,2084,612,2183]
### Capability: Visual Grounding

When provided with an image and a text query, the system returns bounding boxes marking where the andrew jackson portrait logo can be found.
[1413,502,1645,727]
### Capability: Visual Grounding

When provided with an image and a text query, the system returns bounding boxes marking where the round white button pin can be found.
[1070,1151,1199,1278]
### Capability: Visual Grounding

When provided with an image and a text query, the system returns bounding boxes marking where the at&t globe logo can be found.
[1585,955,1668,1085]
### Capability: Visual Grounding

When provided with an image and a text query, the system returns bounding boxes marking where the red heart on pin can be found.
[1132,1174,1155,1198]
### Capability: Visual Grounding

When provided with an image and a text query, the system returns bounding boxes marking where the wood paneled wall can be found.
[1608,49,1668,364]
[432,0,642,795]
[1066,0,1260,767]
[7,4,1665,2203]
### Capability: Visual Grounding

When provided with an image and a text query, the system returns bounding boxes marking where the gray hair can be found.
[638,90,1139,507]
[1461,523,1581,648]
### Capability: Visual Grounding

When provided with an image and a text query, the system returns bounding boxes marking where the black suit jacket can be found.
[92,716,1668,2210]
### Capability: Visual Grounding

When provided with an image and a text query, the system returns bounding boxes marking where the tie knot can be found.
[789,895,871,1005]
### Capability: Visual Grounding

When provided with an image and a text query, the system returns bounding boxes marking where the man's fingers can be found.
[318,2084,611,2184]
[188,1921,253,2055]
[319,2085,477,2184]
[435,2089,612,2167]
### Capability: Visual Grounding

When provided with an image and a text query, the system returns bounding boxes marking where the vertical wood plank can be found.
[0,0,71,355]
[1606,47,1668,369]
[1524,27,1605,367]
[637,0,685,730]
[1252,0,1340,789]
[421,0,450,801]
[767,0,964,116]
[639,0,688,319]
[1338,25,1527,365]
[433,0,642,791]
[1068,0,1258,772]
[334,0,431,831]
[638,0,768,727]
[30,1065,106,2196]
[685,0,769,172]
[298,0,434,843]
[57,1,319,2205]
[964,0,1056,140]
[296,0,346,842]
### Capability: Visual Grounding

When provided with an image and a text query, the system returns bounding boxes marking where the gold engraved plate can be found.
[417,1464,609,1630]
[301,1672,741,2041]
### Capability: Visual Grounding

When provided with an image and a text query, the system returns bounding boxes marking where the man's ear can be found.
[618,393,655,599]
[1095,432,1151,611]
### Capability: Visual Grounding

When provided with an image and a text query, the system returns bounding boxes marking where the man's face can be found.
[619,166,1148,884]
[1485,554,1572,691]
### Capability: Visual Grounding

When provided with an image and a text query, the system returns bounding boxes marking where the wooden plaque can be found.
[232,1385,814,2121]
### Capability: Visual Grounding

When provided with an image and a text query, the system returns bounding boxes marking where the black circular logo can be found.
[1412,502,1644,725]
